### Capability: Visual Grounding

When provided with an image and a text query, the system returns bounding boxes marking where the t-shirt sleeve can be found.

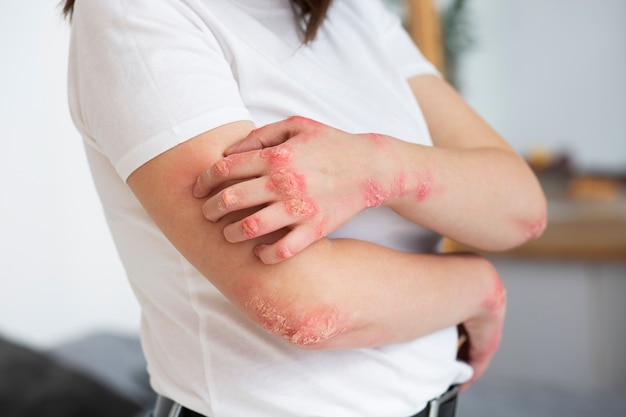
[366,0,441,79]
[68,0,252,181]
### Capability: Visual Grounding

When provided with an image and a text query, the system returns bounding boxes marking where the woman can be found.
[63,0,546,416]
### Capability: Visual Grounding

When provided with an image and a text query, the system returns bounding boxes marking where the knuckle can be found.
[284,198,318,219]
[210,159,231,177]
[260,145,293,166]
[218,187,241,210]
[241,216,262,239]
[287,115,306,125]
[275,244,293,261]
[269,169,306,198]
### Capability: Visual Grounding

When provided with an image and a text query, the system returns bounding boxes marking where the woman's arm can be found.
[393,74,547,248]
[194,76,546,263]
[127,120,504,356]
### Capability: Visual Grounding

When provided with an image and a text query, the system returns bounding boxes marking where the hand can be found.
[458,283,507,391]
[193,116,404,264]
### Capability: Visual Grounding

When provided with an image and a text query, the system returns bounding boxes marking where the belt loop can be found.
[426,385,459,417]
[427,399,440,417]
[167,403,183,417]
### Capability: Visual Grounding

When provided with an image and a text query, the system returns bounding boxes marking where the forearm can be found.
[378,138,547,251]
[390,74,547,251]
[245,237,502,350]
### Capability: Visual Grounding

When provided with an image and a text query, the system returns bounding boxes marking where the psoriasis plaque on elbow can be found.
[245,295,346,347]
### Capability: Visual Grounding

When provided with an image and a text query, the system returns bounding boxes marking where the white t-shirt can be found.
[68,0,473,416]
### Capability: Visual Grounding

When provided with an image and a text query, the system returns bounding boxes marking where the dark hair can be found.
[61,0,332,43]
[291,0,332,42]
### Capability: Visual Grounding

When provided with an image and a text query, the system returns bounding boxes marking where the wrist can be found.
[356,133,417,210]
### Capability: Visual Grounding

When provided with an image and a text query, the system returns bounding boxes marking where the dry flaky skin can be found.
[245,295,347,347]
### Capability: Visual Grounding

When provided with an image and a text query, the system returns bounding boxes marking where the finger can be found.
[202,177,272,222]
[254,222,327,265]
[223,196,319,243]
[193,151,266,198]
[222,203,296,243]
[460,359,489,392]
[225,116,319,155]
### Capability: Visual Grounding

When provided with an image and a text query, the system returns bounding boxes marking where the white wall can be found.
[458,0,626,171]
[0,2,139,348]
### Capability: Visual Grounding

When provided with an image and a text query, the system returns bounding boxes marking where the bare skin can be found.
[195,75,547,265]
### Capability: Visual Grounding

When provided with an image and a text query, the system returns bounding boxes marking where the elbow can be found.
[520,208,548,244]
[245,294,356,350]
[517,190,548,245]
[501,193,548,250]
[481,191,547,252]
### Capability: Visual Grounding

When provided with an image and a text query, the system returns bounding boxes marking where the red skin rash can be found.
[362,179,388,208]
[415,171,433,202]
[391,173,407,198]
[211,159,231,177]
[274,245,293,261]
[362,174,408,208]
[241,216,262,239]
[212,153,249,177]
[284,198,318,219]
[523,217,547,241]
[261,146,293,168]
[245,295,347,347]
[268,169,307,198]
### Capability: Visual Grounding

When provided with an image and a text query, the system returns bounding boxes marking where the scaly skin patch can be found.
[268,169,307,198]
[241,216,262,239]
[284,198,318,219]
[261,146,293,168]
[362,179,388,208]
[211,158,231,177]
[218,187,242,211]
[362,175,407,208]
[212,153,248,177]
[246,295,345,347]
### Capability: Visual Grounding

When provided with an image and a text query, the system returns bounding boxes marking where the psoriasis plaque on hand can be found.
[284,198,318,219]
[261,146,293,167]
[268,169,307,197]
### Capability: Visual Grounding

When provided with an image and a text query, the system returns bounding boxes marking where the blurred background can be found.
[1,0,624,416]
